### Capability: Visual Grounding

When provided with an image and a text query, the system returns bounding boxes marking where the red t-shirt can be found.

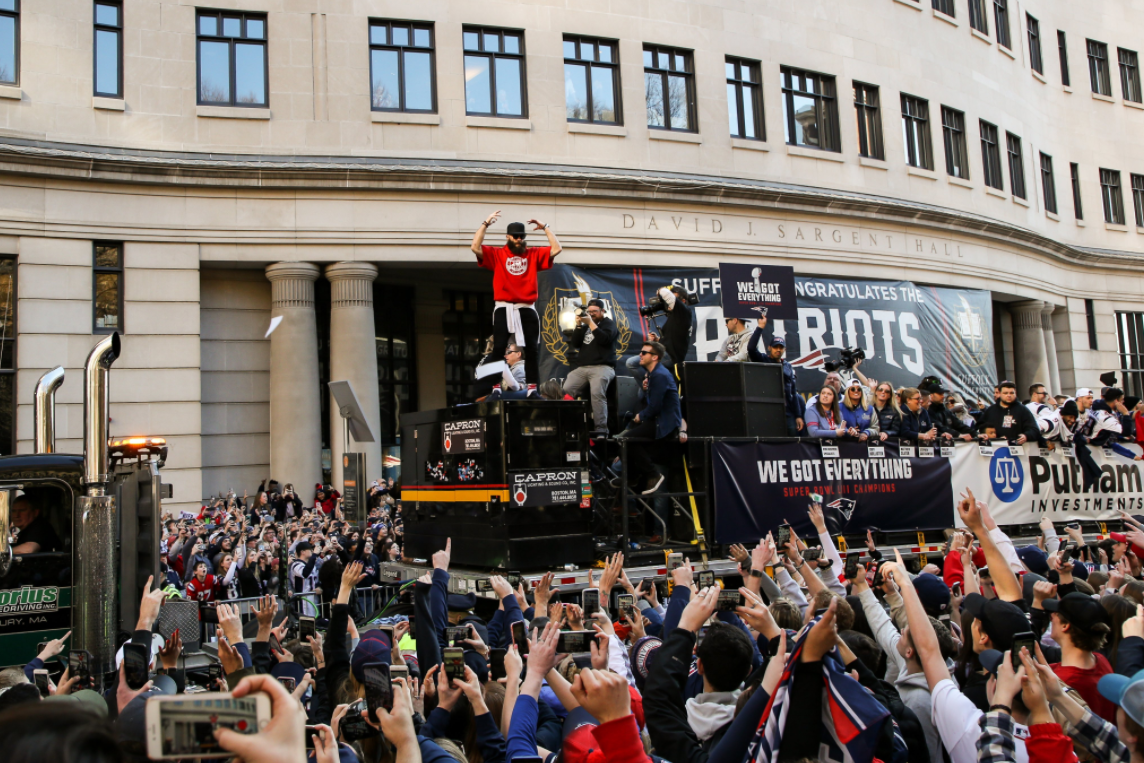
[1053,652,1115,722]
[479,245,553,303]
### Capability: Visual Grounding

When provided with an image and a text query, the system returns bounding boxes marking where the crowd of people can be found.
[9,477,1144,763]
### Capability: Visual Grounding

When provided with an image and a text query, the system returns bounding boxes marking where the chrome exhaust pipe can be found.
[33,366,65,454]
[83,333,119,490]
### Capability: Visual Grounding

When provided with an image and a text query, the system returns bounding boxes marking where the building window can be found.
[781,66,839,151]
[941,106,968,179]
[93,243,123,333]
[1119,48,1142,103]
[369,21,435,113]
[1026,14,1042,74]
[726,57,763,140]
[993,0,1010,49]
[375,283,417,448]
[0,256,13,455]
[643,45,695,131]
[1058,31,1070,86]
[1101,168,1125,224]
[94,1,122,98]
[1088,40,1112,95]
[196,11,267,106]
[1117,312,1144,397]
[854,82,883,159]
[980,120,1003,190]
[1087,300,1098,350]
[442,291,489,411]
[1070,162,1083,219]
[0,0,17,85]
[1133,174,1144,227]
[932,0,954,17]
[1040,153,1057,214]
[1006,133,1025,199]
[564,36,620,124]
[463,26,526,118]
[900,94,932,170]
[968,0,988,34]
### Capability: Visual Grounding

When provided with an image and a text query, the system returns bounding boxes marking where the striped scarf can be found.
[743,619,903,763]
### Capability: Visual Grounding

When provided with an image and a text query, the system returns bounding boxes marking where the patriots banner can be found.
[711,440,955,543]
[535,264,995,402]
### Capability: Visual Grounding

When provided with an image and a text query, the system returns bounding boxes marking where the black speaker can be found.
[607,375,640,433]
[682,362,787,437]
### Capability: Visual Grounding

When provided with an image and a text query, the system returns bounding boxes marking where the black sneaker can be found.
[642,472,665,495]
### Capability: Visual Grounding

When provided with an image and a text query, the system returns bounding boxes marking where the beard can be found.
[507,238,527,255]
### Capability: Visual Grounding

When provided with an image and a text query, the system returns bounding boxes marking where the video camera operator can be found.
[562,298,617,435]
[644,285,694,370]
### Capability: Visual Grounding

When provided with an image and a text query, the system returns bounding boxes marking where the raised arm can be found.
[471,209,501,257]
[959,489,1023,603]
[526,218,561,255]
[886,552,951,691]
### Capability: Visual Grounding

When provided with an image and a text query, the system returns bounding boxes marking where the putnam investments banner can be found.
[536,265,995,401]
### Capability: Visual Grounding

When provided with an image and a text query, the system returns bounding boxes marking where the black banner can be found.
[443,419,485,454]
[509,469,582,507]
[536,265,995,402]
[711,440,954,543]
[719,263,797,320]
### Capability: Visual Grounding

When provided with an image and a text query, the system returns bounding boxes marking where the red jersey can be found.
[185,574,217,603]
[1053,653,1115,722]
[479,245,553,303]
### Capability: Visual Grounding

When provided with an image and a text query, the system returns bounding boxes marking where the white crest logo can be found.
[506,256,528,276]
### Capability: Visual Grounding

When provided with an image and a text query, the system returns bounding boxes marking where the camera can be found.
[639,285,699,318]
[822,347,866,372]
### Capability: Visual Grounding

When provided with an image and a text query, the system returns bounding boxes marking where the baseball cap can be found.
[1100,668,1144,726]
[507,222,526,236]
[1041,592,1113,637]
[847,378,864,389]
[961,593,1030,651]
[1016,545,1050,576]
[629,636,662,693]
[912,573,951,615]
[295,541,314,553]
[1076,388,1094,398]
[350,630,392,682]
[1110,532,1129,544]
[978,649,1006,677]
[769,336,786,347]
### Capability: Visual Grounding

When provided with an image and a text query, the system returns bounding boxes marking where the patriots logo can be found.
[827,497,857,522]
[823,497,858,535]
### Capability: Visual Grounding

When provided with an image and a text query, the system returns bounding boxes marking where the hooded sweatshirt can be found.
[685,690,740,742]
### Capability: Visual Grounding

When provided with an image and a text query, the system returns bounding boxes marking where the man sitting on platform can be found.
[618,341,681,495]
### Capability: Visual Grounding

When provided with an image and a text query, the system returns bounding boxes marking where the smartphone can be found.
[268,633,282,654]
[801,547,823,561]
[871,562,884,589]
[446,626,470,644]
[556,630,592,653]
[407,615,416,639]
[667,552,685,571]
[490,648,507,680]
[36,641,49,657]
[616,593,636,619]
[145,692,271,759]
[69,649,92,689]
[124,643,151,690]
[33,668,50,697]
[299,616,316,641]
[208,663,222,682]
[476,578,493,593]
[1061,544,1076,563]
[952,582,962,596]
[717,590,742,612]
[505,570,522,587]
[340,699,380,742]
[581,588,601,620]
[697,570,716,589]
[844,553,860,580]
[305,725,320,751]
[362,662,393,719]
[510,620,529,656]
[378,625,395,645]
[390,664,409,684]
[279,676,296,692]
[775,524,792,548]
[1011,631,1037,668]
[443,647,466,683]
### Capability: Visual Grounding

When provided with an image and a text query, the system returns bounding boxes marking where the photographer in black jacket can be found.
[563,299,617,434]
[647,286,693,371]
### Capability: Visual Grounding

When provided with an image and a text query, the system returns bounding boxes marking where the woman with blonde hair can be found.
[839,379,880,441]
[871,381,899,440]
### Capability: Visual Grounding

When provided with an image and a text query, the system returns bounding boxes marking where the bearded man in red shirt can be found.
[471,209,563,393]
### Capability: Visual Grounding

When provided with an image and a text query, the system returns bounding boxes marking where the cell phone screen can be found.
[490,648,507,680]
[154,695,262,757]
[208,663,222,681]
[844,553,860,580]
[556,630,592,653]
[667,553,684,571]
[446,626,469,644]
[299,617,316,640]
[305,726,319,751]
[124,643,150,690]
[279,676,296,692]
[716,590,742,612]
[443,648,466,682]
[617,594,635,618]
[1011,633,1037,668]
[34,670,50,697]
[268,633,282,654]
[697,570,715,589]
[510,620,529,655]
[581,588,600,620]
[362,663,393,719]
[775,525,791,547]
[69,650,90,685]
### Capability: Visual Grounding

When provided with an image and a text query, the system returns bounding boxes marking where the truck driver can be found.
[11,494,62,554]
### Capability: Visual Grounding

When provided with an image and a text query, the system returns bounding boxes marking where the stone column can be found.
[325,262,382,491]
[1041,304,1062,397]
[265,262,323,495]
[1010,300,1051,396]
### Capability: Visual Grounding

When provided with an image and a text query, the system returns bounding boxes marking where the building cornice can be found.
[0,136,1137,271]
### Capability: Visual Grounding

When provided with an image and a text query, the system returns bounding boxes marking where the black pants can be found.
[620,419,677,482]
[492,306,541,386]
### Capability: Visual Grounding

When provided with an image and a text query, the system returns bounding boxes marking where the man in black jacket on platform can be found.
[563,299,617,435]
[980,380,1040,443]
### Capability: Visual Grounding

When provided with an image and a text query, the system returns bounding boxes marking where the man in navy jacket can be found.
[618,341,682,494]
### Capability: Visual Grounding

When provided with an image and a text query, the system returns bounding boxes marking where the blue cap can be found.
[1099,668,1144,726]
[1017,546,1049,576]
[912,573,951,615]
[350,629,392,682]
[769,336,786,347]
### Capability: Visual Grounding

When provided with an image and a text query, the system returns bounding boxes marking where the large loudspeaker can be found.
[607,375,640,433]
[682,362,788,437]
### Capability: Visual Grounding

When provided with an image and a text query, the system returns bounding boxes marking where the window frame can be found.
[932,0,955,18]
[725,56,763,141]
[1070,162,1084,219]
[968,0,988,35]
[1088,39,1112,96]
[0,254,15,457]
[1006,132,1026,199]
[93,241,124,335]
[1116,311,1144,397]
[93,0,122,98]
[941,106,968,179]
[854,82,883,160]
[563,35,622,126]
[1057,31,1071,86]
[643,44,697,133]
[368,20,436,114]
[1119,47,1142,103]
[979,120,1004,190]
[195,10,269,108]
[1026,14,1042,74]
[462,25,528,119]
[780,65,840,152]
[1040,152,1057,214]
[0,0,18,86]
[1101,168,1126,225]
[993,0,1011,49]
[900,94,933,170]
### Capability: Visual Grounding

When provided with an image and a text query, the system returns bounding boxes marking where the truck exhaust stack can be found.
[83,333,119,490]
[33,366,64,454]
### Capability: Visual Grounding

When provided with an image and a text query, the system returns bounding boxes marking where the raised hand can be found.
[432,539,452,572]
[570,668,631,724]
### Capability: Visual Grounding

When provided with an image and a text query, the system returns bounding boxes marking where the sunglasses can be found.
[639,350,655,356]
[509,234,526,240]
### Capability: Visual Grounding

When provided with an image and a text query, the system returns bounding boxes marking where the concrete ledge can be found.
[907,165,938,180]
[787,144,844,162]
[731,137,768,151]
[859,156,888,169]
[1012,194,1030,207]
[999,44,1016,59]
[1046,210,1060,221]
[970,27,991,45]
[92,97,125,111]
[1092,92,1116,103]
[648,129,701,144]
[933,8,958,26]
[1063,85,1073,93]
[567,122,626,137]
[893,0,923,10]
[371,111,440,125]
[465,115,531,130]
[985,186,1007,199]
[1032,70,1047,84]
[0,84,22,100]
[1126,100,1144,110]
[197,105,271,120]
[947,175,973,188]
[1106,222,1129,232]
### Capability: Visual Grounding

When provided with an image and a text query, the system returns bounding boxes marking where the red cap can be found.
[628,685,645,729]
[562,725,605,763]
[1111,532,1129,543]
